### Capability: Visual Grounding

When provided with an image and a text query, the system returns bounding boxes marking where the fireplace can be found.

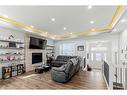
[32,53,42,64]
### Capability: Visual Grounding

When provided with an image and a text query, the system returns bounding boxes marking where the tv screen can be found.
[32,53,42,64]
[29,37,47,49]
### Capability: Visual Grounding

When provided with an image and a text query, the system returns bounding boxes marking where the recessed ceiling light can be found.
[63,27,67,30]
[30,25,34,28]
[89,32,98,35]
[51,18,55,22]
[51,36,56,39]
[44,32,48,36]
[23,28,33,32]
[121,19,126,23]
[88,5,92,9]
[113,29,117,32]
[3,15,9,18]
[91,29,95,31]
[53,35,56,37]
[90,21,94,24]
[40,32,48,36]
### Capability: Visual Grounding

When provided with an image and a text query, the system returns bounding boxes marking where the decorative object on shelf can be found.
[17,64,24,75]
[46,45,55,61]
[2,66,12,79]
[0,37,25,80]
[8,35,14,40]
[11,64,18,77]
[77,45,84,51]
[6,54,11,60]
[9,42,16,48]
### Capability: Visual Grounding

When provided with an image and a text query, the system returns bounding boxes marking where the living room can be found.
[0,3,127,92]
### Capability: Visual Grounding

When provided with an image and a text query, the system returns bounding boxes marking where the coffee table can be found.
[35,65,51,73]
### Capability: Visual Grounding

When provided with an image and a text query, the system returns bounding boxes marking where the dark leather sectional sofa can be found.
[51,55,81,83]
[51,55,78,67]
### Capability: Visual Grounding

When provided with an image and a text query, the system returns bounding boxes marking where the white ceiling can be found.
[113,9,127,33]
[0,6,118,35]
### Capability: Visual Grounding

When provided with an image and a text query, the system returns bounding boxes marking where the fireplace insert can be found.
[32,53,42,64]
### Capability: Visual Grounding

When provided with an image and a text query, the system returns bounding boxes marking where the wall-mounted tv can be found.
[29,37,47,49]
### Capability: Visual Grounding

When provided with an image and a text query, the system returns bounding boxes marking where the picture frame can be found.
[77,45,84,51]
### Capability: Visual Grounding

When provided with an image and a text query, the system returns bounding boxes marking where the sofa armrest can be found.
[51,69,67,83]
[52,65,66,72]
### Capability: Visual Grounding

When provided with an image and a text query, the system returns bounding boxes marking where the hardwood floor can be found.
[0,70,107,89]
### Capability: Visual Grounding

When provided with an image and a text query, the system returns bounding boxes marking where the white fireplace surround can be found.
[25,33,46,72]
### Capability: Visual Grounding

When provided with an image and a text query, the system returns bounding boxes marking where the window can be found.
[59,43,75,55]
[95,53,102,61]
[91,47,107,51]
[91,53,94,61]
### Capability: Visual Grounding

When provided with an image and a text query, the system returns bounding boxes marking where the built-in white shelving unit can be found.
[46,45,55,58]
[0,38,25,79]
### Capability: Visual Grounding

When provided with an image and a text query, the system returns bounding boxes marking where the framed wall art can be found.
[77,45,84,51]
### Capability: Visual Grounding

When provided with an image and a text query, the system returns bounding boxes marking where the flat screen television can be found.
[29,37,47,49]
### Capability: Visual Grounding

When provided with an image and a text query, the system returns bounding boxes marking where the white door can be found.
[88,43,108,70]
[89,51,106,70]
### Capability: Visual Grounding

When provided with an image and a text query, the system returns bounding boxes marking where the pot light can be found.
[0,20,10,26]
[88,5,92,9]
[51,18,55,22]
[89,32,98,35]
[91,29,95,31]
[23,28,33,32]
[43,32,48,36]
[30,25,34,28]
[90,20,94,24]
[54,35,57,37]
[41,32,48,37]
[63,27,67,30]
[121,19,126,23]
[3,15,9,18]
[113,29,117,32]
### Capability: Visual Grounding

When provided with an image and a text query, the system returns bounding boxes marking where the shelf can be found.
[46,49,54,50]
[46,45,54,47]
[0,38,25,79]
[0,39,24,44]
[0,53,24,56]
[0,59,24,63]
[0,47,24,49]
[46,52,54,54]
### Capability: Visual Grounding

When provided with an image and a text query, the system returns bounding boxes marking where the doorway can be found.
[88,42,110,70]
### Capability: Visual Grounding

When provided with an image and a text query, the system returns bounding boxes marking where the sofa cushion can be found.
[70,58,78,66]
[56,56,64,61]
[63,56,71,62]
[64,61,73,74]
[52,65,66,72]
